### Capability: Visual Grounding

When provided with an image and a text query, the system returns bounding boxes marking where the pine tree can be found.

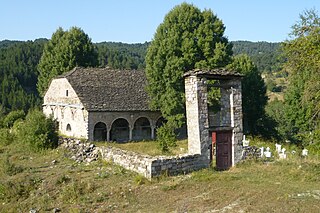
[37,27,98,96]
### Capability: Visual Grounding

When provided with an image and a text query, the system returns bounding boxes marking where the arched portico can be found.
[132,117,151,141]
[93,122,107,141]
[110,118,130,142]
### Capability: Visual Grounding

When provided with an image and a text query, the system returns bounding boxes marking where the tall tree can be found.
[145,3,232,145]
[227,54,269,136]
[282,9,320,144]
[37,27,98,96]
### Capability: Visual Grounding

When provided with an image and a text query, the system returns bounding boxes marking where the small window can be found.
[66,90,69,97]
[66,124,71,131]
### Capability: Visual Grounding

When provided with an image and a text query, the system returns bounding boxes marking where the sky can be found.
[1,0,320,43]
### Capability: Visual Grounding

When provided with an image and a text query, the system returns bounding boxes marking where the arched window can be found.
[110,118,129,142]
[66,124,71,132]
[93,122,107,141]
[133,117,151,141]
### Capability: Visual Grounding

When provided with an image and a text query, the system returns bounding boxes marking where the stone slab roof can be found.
[183,68,243,79]
[58,67,151,111]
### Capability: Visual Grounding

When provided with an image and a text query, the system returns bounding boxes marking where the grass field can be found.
[94,139,188,156]
[0,139,319,212]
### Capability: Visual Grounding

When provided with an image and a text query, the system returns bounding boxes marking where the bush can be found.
[2,110,25,128]
[16,109,58,151]
[157,121,177,153]
[0,128,14,146]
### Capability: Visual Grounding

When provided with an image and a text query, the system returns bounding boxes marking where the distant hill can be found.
[95,41,149,70]
[231,41,282,73]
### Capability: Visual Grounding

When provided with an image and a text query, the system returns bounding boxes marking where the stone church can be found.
[43,67,163,142]
[44,66,244,170]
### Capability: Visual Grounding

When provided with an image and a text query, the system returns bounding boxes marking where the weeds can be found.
[0,154,24,176]
[134,175,148,185]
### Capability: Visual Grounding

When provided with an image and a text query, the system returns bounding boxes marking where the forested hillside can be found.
[96,42,149,70]
[231,41,282,73]
[0,39,47,114]
[0,39,280,114]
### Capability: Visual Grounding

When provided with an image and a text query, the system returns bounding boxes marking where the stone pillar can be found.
[151,126,155,140]
[230,79,243,165]
[185,76,210,156]
[107,129,110,141]
[129,126,133,141]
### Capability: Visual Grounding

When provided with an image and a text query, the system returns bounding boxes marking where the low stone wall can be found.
[99,146,154,178]
[99,146,209,179]
[150,154,209,177]
[60,137,210,179]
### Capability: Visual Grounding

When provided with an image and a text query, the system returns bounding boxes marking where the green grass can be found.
[0,139,320,212]
[94,139,188,156]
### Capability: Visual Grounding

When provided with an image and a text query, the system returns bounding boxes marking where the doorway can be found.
[214,130,232,170]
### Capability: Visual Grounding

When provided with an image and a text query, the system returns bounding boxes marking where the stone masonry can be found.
[185,76,210,158]
[184,69,244,167]
[52,68,243,178]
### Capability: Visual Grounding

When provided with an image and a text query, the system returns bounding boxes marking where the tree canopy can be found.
[146,3,232,130]
[227,54,269,136]
[282,9,320,144]
[37,27,98,96]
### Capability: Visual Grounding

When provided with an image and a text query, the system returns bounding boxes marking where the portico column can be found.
[107,129,110,141]
[151,126,155,140]
[129,126,133,141]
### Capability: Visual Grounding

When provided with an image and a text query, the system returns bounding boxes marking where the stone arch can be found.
[93,122,107,141]
[132,117,151,141]
[110,118,129,142]
[66,123,72,132]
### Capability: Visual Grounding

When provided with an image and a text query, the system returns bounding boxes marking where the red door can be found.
[215,131,232,170]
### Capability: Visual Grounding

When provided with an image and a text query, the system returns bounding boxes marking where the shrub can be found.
[2,110,25,128]
[157,121,177,153]
[0,128,14,146]
[17,109,58,151]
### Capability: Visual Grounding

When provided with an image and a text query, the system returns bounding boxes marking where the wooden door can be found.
[215,131,232,170]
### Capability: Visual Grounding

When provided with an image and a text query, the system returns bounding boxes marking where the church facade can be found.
[43,67,163,142]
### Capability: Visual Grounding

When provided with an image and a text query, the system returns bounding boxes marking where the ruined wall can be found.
[99,146,209,179]
[43,78,88,139]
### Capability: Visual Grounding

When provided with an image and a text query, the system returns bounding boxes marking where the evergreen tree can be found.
[227,54,269,136]
[145,3,232,145]
[37,27,98,96]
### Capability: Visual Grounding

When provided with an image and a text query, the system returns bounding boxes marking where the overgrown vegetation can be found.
[0,109,58,151]
[0,137,319,212]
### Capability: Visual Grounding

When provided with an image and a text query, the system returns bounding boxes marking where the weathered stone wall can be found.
[100,146,209,179]
[185,74,243,168]
[59,137,212,179]
[185,76,210,158]
[43,78,88,139]
[230,79,243,165]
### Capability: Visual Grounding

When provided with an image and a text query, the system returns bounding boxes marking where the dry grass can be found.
[94,139,188,156]
[0,140,319,212]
